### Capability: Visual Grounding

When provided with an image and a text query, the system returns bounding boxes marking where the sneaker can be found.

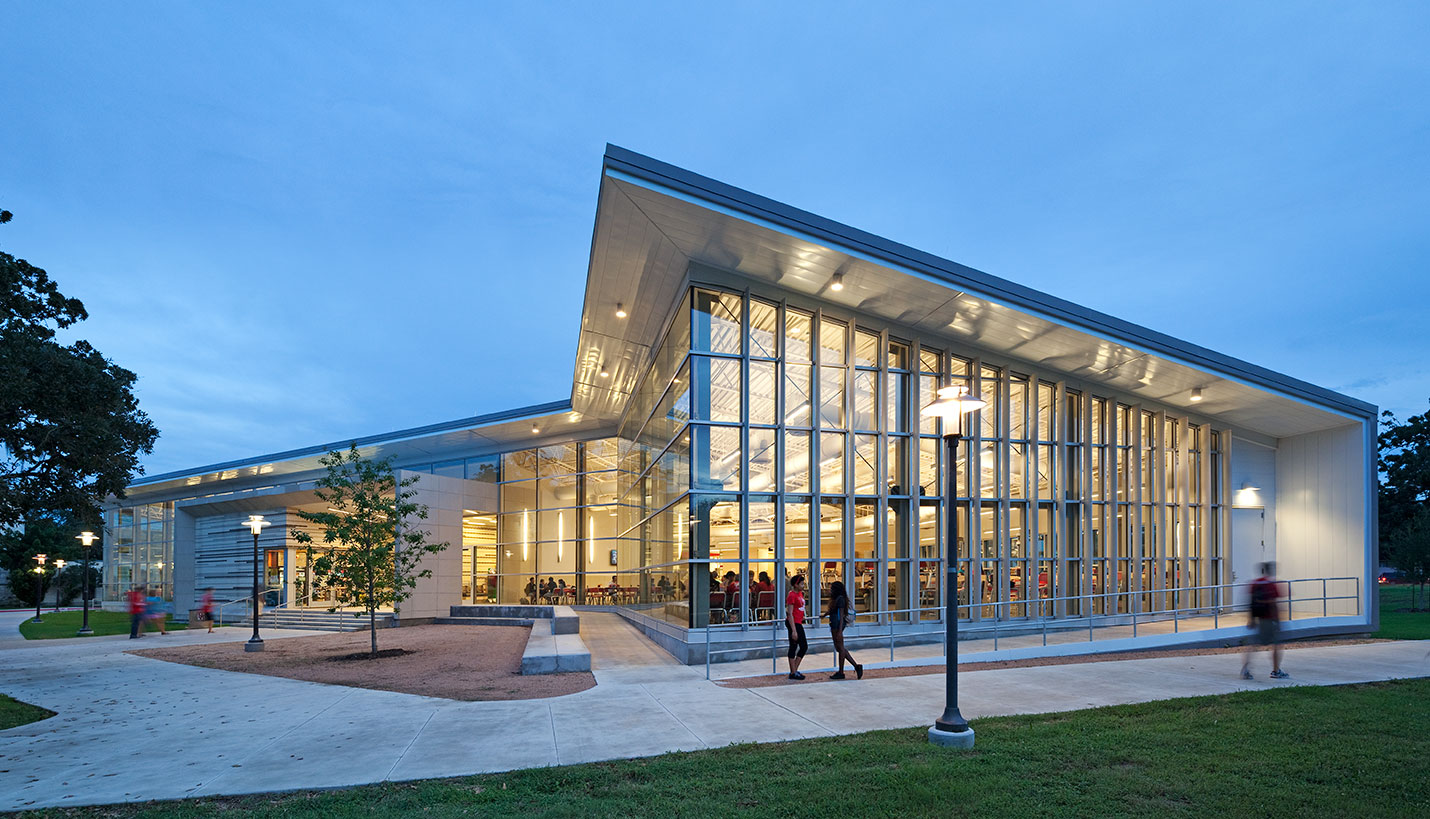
[788,672,806,681]
[830,671,847,680]
[855,663,864,680]
[1270,669,1290,679]
[1239,667,1253,680]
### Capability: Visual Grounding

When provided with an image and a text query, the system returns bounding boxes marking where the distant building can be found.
[102,147,1378,662]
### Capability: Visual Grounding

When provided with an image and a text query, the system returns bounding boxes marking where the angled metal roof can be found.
[572,144,1374,436]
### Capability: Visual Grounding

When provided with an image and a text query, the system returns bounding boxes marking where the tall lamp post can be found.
[76,531,97,635]
[243,514,270,652]
[921,384,986,749]
[32,553,48,624]
[52,560,67,611]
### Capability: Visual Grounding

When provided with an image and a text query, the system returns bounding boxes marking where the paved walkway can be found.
[2,612,1427,811]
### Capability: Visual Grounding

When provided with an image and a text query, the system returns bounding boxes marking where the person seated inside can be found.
[524,578,538,604]
[754,571,775,619]
[723,571,741,619]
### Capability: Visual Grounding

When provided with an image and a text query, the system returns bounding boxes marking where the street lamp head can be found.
[921,385,987,436]
[53,559,66,572]
[33,553,47,566]
[77,531,97,547]
[243,514,271,536]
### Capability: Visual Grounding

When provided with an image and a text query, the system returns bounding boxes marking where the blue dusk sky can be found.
[3,2,1428,477]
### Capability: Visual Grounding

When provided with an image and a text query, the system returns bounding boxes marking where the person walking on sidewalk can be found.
[824,580,863,680]
[1242,562,1289,680]
[199,587,216,633]
[785,574,809,680]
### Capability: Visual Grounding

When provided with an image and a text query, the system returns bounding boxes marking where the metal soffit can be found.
[575,145,1373,438]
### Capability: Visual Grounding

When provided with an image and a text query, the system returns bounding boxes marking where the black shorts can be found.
[787,622,807,660]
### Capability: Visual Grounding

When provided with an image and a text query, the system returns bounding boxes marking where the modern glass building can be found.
[102,146,1379,662]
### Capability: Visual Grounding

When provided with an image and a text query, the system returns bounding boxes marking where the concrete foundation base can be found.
[243,640,264,652]
[927,726,975,748]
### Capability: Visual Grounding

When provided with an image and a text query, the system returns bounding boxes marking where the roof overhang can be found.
[573,145,1375,437]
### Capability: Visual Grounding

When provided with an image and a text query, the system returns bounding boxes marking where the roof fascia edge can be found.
[134,399,573,487]
[601,145,1376,420]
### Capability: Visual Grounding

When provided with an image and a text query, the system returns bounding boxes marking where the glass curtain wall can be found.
[602,283,1229,631]
[103,502,175,601]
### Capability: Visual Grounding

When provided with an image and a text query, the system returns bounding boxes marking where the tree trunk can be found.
[369,576,377,659]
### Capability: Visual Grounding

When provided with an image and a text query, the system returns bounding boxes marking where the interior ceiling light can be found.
[615,303,628,318]
[599,363,610,378]
[1190,387,1204,402]
[830,272,845,292]
[1240,481,1260,491]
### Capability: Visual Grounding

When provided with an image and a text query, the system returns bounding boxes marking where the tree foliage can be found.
[1385,506,1430,611]
[1,209,158,526]
[292,445,447,658]
[1379,404,1430,567]
[0,515,87,607]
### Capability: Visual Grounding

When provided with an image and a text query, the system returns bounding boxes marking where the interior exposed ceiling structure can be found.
[574,145,1374,438]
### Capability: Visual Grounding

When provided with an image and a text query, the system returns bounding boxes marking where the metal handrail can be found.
[702,575,1363,679]
[214,596,254,627]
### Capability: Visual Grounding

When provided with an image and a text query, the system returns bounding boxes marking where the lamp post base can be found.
[244,638,265,652]
[77,627,93,636]
[928,725,976,748]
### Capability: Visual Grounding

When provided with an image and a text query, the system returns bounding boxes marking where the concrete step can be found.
[447,604,580,634]
[432,616,536,627]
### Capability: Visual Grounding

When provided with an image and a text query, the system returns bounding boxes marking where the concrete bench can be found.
[519,619,592,675]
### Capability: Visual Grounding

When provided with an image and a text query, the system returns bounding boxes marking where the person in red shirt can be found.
[127,585,146,639]
[785,574,809,680]
[1242,562,1289,680]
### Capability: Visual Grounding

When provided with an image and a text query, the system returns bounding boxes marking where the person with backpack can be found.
[1242,561,1289,680]
[824,580,863,680]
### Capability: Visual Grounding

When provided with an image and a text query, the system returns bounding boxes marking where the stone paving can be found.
[1,610,1427,812]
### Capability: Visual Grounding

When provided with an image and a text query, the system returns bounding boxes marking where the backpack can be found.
[838,594,856,629]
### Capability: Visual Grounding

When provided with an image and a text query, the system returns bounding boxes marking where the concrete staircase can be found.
[218,610,393,633]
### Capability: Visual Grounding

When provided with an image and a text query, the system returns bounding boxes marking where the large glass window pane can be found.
[889,340,909,371]
[919,374,939,435]
[749,299,779,359]
[1010,376,1028,441]
[819,318,847,364]
[853,329,879,367]
[784,363,813,427]
[692,425,740,491]
[819,366,845,427]
[919,437,939,496]
[785,499,812,563]
[783,430,811,493]
[818,502,846,580]
[919,347,941,374]
[852,370,877,431]
[786,309,813,362]
[980,365,1001,440]
[887,436,908,495]
[503,450,538,483]
[1037,382,1056,442]
[748,427,777,492]
[692,289,742,355]
[819,432,845,494]
[887,371,908,433]
[853,502,878,560]
[853,434,879,495]
[691,356,741,423]
[750,361,777,426]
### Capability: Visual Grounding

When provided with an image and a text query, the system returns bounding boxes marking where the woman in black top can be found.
[825,581,864,680]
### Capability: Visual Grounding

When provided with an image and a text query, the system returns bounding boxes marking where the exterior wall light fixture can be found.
[615,303,627,318]
[1190,388,1203,402]
[830,272,844,292]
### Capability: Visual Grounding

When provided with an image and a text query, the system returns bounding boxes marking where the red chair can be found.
[756,590,775,621]
[708,591,726,624]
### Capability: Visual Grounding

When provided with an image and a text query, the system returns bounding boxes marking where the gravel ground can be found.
[130,624,596,701]
[717,637,1386,689]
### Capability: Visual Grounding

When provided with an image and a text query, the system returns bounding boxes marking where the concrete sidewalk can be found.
[2,613,1427,812]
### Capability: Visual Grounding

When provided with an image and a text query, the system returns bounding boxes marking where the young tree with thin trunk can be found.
[291,445,446,658]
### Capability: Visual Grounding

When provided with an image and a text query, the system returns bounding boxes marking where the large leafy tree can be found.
[0,514,83,606]
[292,445,447,658]
[1,208,159,526]
[1383,507,1430,611]
[1379,403,1430,562]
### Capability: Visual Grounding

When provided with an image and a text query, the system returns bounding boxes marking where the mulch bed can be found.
[130,624,595,701]
[717,637,1387,689]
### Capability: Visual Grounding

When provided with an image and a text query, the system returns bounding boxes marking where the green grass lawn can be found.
[1376,584,1430,640]
[15,678,1429,818]
[0,693,54,731]
[17,609,189,640]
